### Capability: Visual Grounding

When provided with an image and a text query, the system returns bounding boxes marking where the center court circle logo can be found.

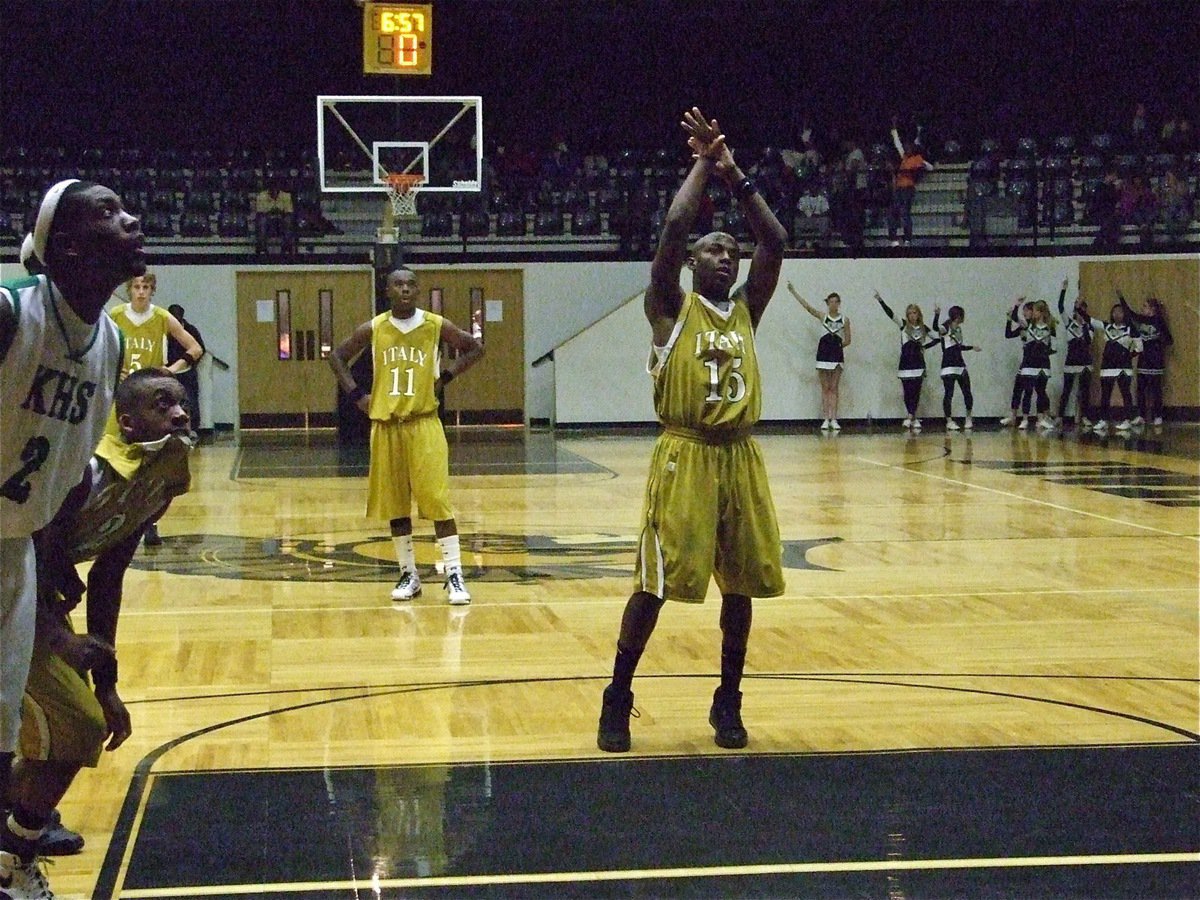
[128,533,842,582]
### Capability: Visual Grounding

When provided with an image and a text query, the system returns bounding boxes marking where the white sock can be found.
[437,534,462,574]
[391,534,415,573]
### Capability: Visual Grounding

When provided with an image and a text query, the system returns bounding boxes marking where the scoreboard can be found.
[362,3,433,75]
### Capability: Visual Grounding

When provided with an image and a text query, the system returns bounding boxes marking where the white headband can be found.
[32,178,80,265]
[19,233,36,266]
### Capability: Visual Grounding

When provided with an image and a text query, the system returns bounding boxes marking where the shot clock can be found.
[362,3,433,75]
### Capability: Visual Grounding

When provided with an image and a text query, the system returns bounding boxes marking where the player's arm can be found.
[33,472,116,673]
[786,282,822,321]
[0,287,16,364]
[164,313,204,374]
[438,319,485,387]
[645,108,725,344]
[1058,278,1068,316]
[85,513,161,751]
[841,317,852,349]
[329,321,375,413]
[720,151,787,329]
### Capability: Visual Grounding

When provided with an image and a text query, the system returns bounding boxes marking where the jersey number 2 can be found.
[704,357,746,403]
[0,436,51,504]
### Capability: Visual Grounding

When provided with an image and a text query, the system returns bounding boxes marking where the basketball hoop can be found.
[385,173,423,219]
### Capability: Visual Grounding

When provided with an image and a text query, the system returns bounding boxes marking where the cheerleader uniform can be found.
[1018,322,1054,416]
[1119,295,1172,424]
[815,314,846,370]
[1056,290,1096,422]
[932,312,975,422]
[877,296,933,421]
[1096,321,1140,428]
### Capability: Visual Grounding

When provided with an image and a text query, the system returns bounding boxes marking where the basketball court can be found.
[42,424,1200,898]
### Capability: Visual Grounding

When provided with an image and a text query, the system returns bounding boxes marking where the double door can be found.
[416,268,524,424]
[236,269,373,428]
[236,267,525,428]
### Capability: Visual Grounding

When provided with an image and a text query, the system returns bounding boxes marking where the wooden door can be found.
[419,268,524,424]
[236,269,373,428]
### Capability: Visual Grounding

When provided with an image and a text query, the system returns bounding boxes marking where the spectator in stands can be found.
[1160,115,1179,150]
[1118,174,1158,245]
[1092,168,1122,247]
[1173,118,1195,153]
[887,117,933,246]
[796,183,830,222]
[837,137,867,253]
[254,176,295,254]
[1128,102,1151,152]
[540,135,577,183]
[582,150,609,184]
[1158,168,1194,244]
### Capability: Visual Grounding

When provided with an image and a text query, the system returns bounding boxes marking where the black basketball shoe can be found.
[597,685,636,753]
[709,686,748,749]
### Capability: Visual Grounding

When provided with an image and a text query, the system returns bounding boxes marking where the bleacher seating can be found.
[0,137,1195,257]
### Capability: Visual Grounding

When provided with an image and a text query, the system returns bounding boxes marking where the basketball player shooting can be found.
[597,108,788,753]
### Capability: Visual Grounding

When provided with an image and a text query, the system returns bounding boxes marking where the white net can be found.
[386,176,422,218]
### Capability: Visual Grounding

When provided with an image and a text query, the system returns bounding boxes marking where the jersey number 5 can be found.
[0,436,51,504]
[704,357,746,404]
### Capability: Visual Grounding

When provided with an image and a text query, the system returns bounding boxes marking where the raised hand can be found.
[681,107,725,159]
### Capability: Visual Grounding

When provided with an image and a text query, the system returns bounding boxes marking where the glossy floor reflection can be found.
[236,428,610,478]
[119,745,1198,898]
[49,424,1198,900]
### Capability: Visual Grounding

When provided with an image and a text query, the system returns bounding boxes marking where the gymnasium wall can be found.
[3,253,1195,428]
[554,254,1200,425]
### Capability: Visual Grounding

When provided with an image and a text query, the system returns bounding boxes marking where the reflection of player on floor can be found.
[597,108,788,753]
[11,370,191,899]
[0,179,144,900]
[330,267,484,605]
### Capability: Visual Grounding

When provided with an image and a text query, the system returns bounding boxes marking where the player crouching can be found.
[0,369,191,899]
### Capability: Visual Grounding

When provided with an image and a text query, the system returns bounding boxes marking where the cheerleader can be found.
[1001,299,1055,430]
[1056,278,1096,429]
[789,282,851,431]
[874,291,935,429]
[1093,303,1142,433]
[1118,291,1172,426]
[931,304,981,430]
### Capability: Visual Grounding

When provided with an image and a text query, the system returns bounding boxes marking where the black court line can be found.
[94,673,1199,898]
[966,460,1200,507]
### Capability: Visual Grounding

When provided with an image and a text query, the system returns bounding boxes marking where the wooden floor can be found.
[49,425,1200,898]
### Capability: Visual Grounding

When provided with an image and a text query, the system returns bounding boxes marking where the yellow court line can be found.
[853,455,1200,541]
[117,851,1200,897]
[112,772,159,900]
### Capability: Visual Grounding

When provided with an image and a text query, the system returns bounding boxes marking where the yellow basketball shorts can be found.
[633,430,785,602]
[366,414,454,522]
[20,633,107,767]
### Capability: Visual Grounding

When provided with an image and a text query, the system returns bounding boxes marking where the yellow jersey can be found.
[368,309,443,421]
[651,291,761,433]
[108,303,170,378]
